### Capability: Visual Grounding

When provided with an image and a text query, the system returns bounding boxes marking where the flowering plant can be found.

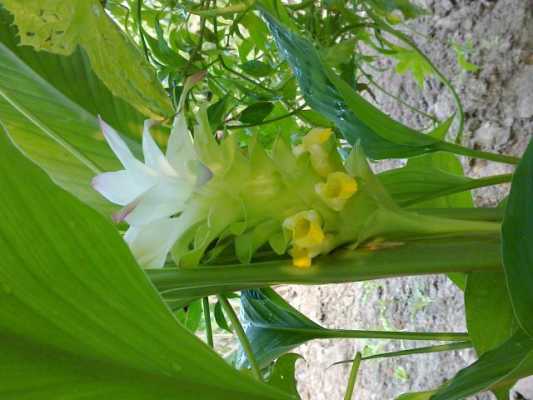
[0,1,531,399]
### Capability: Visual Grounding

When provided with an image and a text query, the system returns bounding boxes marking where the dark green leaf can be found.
[0,131,292,400]
[208,95,230,130]
[261,10,444,159]
[502,138,533,337]
[215,301,233,332]
[240,60,274,77]
[239,102,275,124]
[396,391,435,400]
[236,288,322,368]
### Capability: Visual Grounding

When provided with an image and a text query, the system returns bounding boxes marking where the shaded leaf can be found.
[239,101,275,124]
[240,60,274,77]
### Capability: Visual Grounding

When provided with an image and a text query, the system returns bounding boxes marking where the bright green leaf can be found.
[0,132,293,400]
[502,138,533,337]
[2,0,173,118]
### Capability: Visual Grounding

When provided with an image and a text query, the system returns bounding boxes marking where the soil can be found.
[282,0,533,399]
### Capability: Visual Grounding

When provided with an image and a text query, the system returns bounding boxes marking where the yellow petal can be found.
[315,172,358,211]
[290,246,312,268]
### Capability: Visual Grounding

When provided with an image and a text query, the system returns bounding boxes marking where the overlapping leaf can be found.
[0,12,148,215]
[0,131,293,400]
[1,0,173,118]
[502,138,533,336]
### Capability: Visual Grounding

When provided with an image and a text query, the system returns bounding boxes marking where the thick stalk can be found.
[414,208,504,222]
[148,235,502,301]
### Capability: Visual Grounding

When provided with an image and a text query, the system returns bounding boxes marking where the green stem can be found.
[217,294,263,382]
[437,141,520,165]
[226,105,306,129]
[148,235,502,302]
[136,0,150,62]
[361,69,438,123]
[188,1,255,17]
[401,173,513,207]
[369,20,466,143]
[344,352,362,400]
[413,207,504,222]
[202,297,214,348]
[271,327,469,342]
[332,341,472,366]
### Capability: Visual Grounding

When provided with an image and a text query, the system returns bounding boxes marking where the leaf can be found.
[391,46,433,87]
[240,60,274,77]
[0,11,149,215]
[465,273,517,356]
[2,0,173,118]
[208,95,230,130]
[502,138,533,337]
[379,118,473,208]
[215,300,233,333]
[175,300,203,333]
[261,10,444,159]
[239,101,275,124]
[430,331,533,400]
[236,288,323,368]
[266,354,301,397]
[465,272,518,398]
[396,391,435,400]
[0,132,293,400]
[365,0,427,20]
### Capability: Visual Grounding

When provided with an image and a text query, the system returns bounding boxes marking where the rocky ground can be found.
[283,0,533,398]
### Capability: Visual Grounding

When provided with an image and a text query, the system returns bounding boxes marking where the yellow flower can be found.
[293,128,334,176]
[283,210,325,248]
[290,246,312,268]
[315,172,358,211]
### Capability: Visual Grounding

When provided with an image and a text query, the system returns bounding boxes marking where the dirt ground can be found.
[282,0,533,399]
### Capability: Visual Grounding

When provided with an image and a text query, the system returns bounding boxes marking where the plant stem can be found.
[136,0,150,62]
[217,294,263,382]
[202,297,214,348]
[270,327,469,342]
[413,208,504,222]
[332,341,472,366]
[402,173,513,207]
[437,141,520,165]
[344,352,362,400]
[226,105,306,129]
[148,235,502,302]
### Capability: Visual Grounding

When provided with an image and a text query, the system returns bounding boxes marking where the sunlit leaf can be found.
[2,0,173,118]
[0,132,293,400]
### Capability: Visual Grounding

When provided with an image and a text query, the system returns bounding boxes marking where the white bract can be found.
[92,115,208,268]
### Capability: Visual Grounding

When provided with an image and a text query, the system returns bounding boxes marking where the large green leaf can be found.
[0,9,151,142]
[0,131,292,400]
[502,138,533,336]
[261,10,442,159]
[236,288,469,369]
[0,13,148,215]
[465,272,517,356]
[430,331,533,400]
[1,0,173,118]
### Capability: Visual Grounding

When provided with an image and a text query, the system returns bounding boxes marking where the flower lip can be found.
[315,172,358,211]
[283,210,325,248]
